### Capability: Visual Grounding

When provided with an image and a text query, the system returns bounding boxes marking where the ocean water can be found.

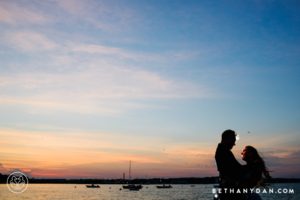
[0,183,299,200]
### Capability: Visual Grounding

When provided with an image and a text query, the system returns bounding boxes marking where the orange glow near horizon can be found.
[0,128,217,178]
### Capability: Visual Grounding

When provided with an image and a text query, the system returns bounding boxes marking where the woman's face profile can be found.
[241,147,250,161]
[241,147,255,162]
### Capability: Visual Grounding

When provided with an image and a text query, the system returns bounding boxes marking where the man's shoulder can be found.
[216,143,227,152]
[215,143,227,158]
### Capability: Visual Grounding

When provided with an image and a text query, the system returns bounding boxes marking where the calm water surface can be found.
[0,183,299,200]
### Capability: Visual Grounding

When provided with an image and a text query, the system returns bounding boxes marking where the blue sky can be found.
[0,0,300,178]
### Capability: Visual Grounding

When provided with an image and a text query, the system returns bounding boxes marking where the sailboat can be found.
[156,184,172,189]
[122,160,143,191]
[86,184,100,188]
[123,184,143,191]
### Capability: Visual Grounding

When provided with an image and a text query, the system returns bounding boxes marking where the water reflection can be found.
[0,183,299,200]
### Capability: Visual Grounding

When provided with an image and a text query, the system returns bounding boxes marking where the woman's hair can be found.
[245,145,271,180]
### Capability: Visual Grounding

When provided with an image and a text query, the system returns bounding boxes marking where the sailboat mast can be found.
[129,160,132,180]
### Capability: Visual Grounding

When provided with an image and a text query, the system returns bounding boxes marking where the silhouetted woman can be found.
[241,145,271,200]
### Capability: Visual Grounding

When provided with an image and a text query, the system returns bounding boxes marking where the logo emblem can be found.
[7,171,29,193]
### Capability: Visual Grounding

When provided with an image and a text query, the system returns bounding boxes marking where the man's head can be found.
[221,129,237,150]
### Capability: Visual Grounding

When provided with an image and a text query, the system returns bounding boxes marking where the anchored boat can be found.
[122,160,143,191]
[156,184,172,189]
[86,184,100,188]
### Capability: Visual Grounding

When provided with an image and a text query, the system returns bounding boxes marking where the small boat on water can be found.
[86,184,100,188]
[122,161,143,191]
[123,184,143,191]
[156,184,172,189]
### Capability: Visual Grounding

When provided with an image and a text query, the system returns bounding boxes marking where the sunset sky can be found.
[0,0,300,179]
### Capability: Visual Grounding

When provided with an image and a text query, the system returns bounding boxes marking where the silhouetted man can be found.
[215,129,243,200]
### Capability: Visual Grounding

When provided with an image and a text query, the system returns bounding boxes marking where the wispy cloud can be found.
[71,44,124,55]
[0,31,212,115]
[4,31,58,52]
[262,148,300,177]
[70,43,200,62]
[0,0,138,33]
[2,29,200,63]
[0,1,50,25]
[0,66,209,114]
[54,0,138,32]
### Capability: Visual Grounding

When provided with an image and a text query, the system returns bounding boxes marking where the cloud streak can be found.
[0,30,212,115]
[4,31,58,52]
[54,0,138,32]
[0,66,209,115]
[0,1,50,25]
[263,149,300,177]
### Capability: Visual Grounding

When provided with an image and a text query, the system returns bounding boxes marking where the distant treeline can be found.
[1,173,300,184]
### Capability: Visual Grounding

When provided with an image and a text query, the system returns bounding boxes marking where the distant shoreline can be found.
[1,173,300,184]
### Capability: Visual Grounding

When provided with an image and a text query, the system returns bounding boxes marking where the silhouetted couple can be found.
[215,129,271,200]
